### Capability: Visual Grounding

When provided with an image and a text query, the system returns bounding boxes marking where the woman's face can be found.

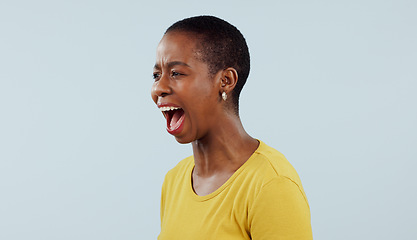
[151,31,222,144]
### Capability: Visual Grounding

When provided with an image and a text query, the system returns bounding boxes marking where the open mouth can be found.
[160,106,185,134]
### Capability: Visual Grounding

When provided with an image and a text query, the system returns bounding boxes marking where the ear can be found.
[219,67,238,96]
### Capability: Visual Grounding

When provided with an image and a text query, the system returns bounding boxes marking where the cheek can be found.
[199,84,218,102]
[190,78,217,96]
[188,83,218,112]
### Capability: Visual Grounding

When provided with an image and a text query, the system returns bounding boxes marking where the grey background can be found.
[1,0,416,239]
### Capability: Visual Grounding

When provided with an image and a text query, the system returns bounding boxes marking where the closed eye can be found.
[171,71,186,78]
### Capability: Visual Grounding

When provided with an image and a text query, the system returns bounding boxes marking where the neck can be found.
[191,113,258,177]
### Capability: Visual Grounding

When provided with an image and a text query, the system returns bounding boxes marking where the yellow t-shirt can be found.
[158,140,313,240]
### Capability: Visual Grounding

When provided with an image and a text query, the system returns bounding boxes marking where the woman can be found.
[151,16,312,239]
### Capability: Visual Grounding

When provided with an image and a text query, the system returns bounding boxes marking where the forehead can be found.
[155,32,201,66]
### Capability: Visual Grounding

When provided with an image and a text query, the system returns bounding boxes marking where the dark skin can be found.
[151,31,259,196]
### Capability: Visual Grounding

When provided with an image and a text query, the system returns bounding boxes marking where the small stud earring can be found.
[222,92,227,101]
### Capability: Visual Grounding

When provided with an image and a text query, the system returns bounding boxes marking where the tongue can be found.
[170,109,184,128]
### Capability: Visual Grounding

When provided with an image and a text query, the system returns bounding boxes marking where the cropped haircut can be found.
[165,16,250,114]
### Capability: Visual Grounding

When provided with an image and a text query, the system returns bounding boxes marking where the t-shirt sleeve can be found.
[248,176,313,240]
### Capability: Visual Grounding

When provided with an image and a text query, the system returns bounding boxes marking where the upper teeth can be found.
[160,106,181,112]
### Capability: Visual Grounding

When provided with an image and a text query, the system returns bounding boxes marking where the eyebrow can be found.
[153,61,191,70]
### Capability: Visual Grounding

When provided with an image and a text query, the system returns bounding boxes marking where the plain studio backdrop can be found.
[0,0,416,239]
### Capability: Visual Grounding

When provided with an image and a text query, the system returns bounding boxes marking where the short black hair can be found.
[165,15,250,114]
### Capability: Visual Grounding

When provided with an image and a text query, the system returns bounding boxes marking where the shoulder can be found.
[162,155,193,187]
[247,142,312,238]
[166,155,193,176]
[241,140,309,205]
[249,140,303,186]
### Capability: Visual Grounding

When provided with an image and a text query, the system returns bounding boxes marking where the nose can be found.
[151,74,172,101]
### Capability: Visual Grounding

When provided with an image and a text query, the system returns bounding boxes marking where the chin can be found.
[174,136,193,144]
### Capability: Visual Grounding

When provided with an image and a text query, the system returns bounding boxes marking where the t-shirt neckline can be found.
[188,140,263,202]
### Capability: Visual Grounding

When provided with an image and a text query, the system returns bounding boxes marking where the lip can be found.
[157,102,185,136]
[157,102,182,119]
[157,103,182,108]
[166,113,185,135]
